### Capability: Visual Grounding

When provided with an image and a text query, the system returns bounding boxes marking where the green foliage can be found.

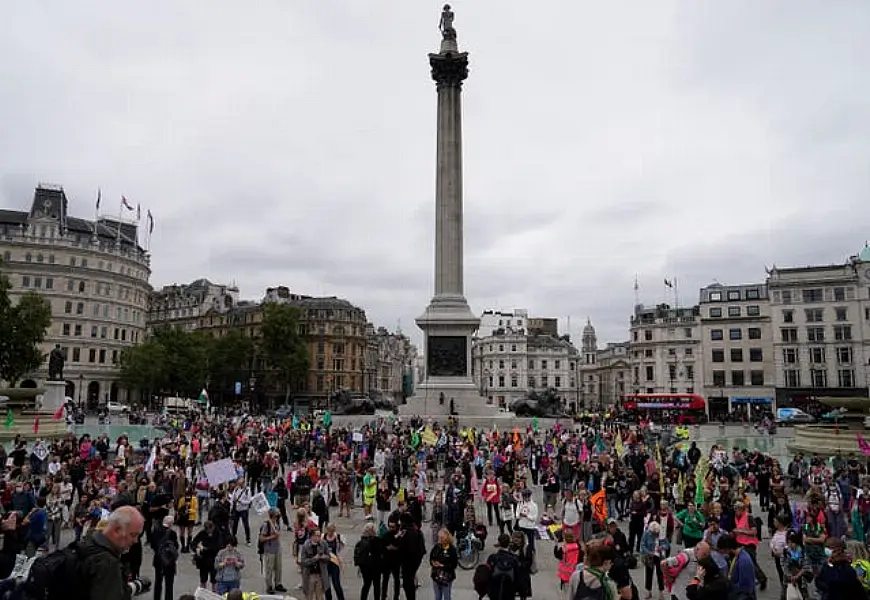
[259,303,309,398]
[0,260,52,385]
[209,329,254,393]
[120,328,210,399]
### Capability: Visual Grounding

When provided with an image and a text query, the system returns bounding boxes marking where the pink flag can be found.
[580,442,589,463]
[857,433,870,456]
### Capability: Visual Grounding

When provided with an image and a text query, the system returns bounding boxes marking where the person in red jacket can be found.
[482,473,501,527]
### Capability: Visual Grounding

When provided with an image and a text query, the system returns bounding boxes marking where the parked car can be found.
[775,407,815,424]
[106,401,130,413]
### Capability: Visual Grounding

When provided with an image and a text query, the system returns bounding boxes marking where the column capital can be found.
[429,52,469,90]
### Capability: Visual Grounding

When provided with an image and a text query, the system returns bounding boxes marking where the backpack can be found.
[19,542,94,600]
[158,535,179,568]
[573,573,607,600]
[487,553,517,600]
[353,538,373,570]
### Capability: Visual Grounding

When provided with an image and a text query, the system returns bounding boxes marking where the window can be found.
[64,301,72,314]
[746,288,760,300]
[805,308,824,322]
[686,365,694,380]
[781,328,798,342]
[806,327,825,342]
[837,347,853,365]
[91,326,98,338]
[810,369,827,388]
[528,376,536,388]
[730,348,744,362]
[834,287,846,301]
[21,276,30,287]
[511,377,518,388]
[750,370,765,386]
[782,290,792,304]
[33,277,42,288]
[554,376,561,388]
[333,343,345,355]
[88,349,96,363]
[644,330,652,341]
[784,369,800,387]
[748,327,762,340]
[511,344,516,352]
[645,366,654,381]
[99,349,106,364]
[78,281,85,293]
[729,328,742,340]
[727,307,741,317]
[809,347,826,364]
[644,349,653,358]
[783,348,798,364]
[555,360,561,369]
[69,257,76,266]
[668,348,676,356]
[711,329,724,341]
[835,307,848,322]
[66,279,74,291]
[542,360,548,370]
[684,328,692,338]
[834,325,852,341]
[100,326,107,339]
[81,258,87,267]
[498,376,505,388]
[783,310,794,323]
[727,291,740,301]
[498,360,505,369]
[24,253,31,262]
[669,365,677,380]
[712,370,726,386]
[749,348,763,362]
[709,307,723,318]
[498,344,504,352]
[712,349,726,363]
[731,370,745,385]
[685,348,693,356]
[45,278,53,289]
[510,360,517,370]
[746,305,760,317]
[802,289,823,303]
[528,360,534,369]
[333,358,344,371]
[710,292,722,302]
[62,324,70,336]
[72,348,80,362]
[74,324,81,336]
[839,369,855,387]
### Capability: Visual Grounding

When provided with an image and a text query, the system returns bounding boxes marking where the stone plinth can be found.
[39,381,66,414]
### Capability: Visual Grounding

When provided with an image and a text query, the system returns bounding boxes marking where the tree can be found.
[120,328,210,401]
[119,339,168,404]
[208,329,254,399]
[0,260,52,385]
[259,303,309,406]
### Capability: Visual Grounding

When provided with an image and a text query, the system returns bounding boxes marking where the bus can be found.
[621,393,707,424]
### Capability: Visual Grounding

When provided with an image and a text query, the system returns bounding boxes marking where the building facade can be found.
[628,304,701,397]
[472,332,579,409]
[697,283,776,420]
[0,185,152,406]
[148,278,239,333]
[579,341,631,410]
[767,250,870,413]
[477,309,529,338]
[368,326,416,403]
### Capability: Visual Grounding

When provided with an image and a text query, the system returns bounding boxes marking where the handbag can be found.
[500,507,514,522]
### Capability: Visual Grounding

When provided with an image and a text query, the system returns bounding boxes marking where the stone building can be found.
[472,329,579,410]
[147,278,239,333]
[477,309,529,338]
[697,282,776,420]
[0,185,152,406]
[365,325,416,403]
[766,247,870,413]
[191,286,370,408]
[577,329,631,411]
[628,303,701,396]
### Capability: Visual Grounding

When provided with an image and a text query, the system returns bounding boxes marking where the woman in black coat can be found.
[686,557,731,600]
[191,520,221,590]
[509,531,533,600]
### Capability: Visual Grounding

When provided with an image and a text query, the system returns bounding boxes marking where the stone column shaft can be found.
[434,84,464,298]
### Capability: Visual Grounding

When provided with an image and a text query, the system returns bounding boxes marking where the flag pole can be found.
[674,278,680,309]
[116,198,123,247]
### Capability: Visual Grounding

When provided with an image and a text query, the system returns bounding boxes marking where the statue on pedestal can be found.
[48,344,65,381]
[439,4,456,40]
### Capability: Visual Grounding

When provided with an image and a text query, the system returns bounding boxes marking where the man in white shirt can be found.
[229,481,253,545]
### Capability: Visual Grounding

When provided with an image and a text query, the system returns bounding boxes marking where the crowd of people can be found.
[2,411,870,600]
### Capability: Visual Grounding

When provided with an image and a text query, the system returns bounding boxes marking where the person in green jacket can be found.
[675,502,706,549]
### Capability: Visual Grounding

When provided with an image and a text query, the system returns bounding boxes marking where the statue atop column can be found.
[48,344,65,381]
[439,4,456,41]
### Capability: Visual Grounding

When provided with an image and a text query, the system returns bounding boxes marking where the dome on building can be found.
[582,317,595,336]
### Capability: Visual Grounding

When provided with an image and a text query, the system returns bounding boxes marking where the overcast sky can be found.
[1,1,868,347]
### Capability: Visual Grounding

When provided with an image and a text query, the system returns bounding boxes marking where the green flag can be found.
[532,416,539,433]
[4,411,13,429]
[323,411,332,428]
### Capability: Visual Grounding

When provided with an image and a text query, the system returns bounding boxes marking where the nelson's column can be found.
[402,5,496,417]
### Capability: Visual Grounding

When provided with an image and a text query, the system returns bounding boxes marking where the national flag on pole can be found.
[664,279,674,288]
[198,389,208,403]
[147,210,154,234]
[121,196,134,211]
[4,411,13,429]
[136,204,141,221]
[52,404,64,420]
[96,188,101,210]
[33,416,39,434]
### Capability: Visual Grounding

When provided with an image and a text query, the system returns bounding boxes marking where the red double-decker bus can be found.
[621,393,707,424]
